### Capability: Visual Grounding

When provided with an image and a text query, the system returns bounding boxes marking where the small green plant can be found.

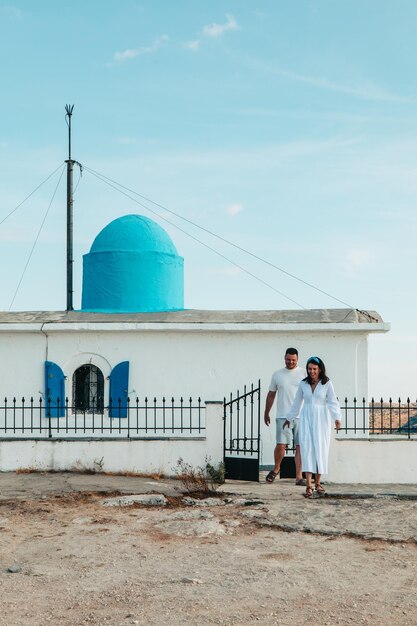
[174,457,225,496]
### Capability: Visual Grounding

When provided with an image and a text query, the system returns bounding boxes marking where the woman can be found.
[284,356,341,498]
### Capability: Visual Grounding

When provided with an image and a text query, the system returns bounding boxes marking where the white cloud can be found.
[239,53,411,104]
[342,247,375,277]
[183,14,239,53]
[209,266,242,277]
[184,40,200,52]
[226,202,243,216]
[202,14,239,38]
[112,35,169,64]
[252,10,268,21]
[0,6,23,19]
[235,107,392,125]
[277,68,412,104]
[0,226,31,243]
[115,137,138,145]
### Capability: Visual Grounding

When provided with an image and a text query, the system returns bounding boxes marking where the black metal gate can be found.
[223,381,261,481]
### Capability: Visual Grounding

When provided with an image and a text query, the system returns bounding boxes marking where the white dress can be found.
[287,380,341,475]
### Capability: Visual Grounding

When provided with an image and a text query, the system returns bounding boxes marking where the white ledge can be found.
[0,322,390,334]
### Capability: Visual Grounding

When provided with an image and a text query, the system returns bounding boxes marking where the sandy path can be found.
[0,491,416,626]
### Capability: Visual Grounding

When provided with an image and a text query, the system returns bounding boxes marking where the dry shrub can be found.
[174,457,225,497]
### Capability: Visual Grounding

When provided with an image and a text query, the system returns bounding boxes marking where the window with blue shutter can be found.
[109,361,129,418]
[44,361,65,417]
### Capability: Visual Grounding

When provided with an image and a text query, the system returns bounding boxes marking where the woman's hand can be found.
[283,420,291,429]
[335,420,341,431]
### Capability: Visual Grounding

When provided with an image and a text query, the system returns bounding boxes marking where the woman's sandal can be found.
[304,486,313,498]
[266,470,279,483]
[315,484,326,494]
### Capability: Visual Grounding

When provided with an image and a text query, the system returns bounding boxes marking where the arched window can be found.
[73,365,104,414]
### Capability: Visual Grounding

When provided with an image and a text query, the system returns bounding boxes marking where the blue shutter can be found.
[44,361,65,417]
[109,361,129,418]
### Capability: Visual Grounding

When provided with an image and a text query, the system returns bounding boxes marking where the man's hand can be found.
[335,420,341,431]
[283,420,291,429]
[264,391,276,428]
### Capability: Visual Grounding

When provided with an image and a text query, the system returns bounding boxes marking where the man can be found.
[264,347,305,485]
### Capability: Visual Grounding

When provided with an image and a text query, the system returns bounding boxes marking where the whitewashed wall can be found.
[2,430,416,484]
[0,320,386,468]
[329,434,417,484]
[0,401,223,474]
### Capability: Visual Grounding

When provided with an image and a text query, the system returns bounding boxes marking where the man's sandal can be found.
[304,486,314,498]
[266,471,278,483]
[315,484,326,494]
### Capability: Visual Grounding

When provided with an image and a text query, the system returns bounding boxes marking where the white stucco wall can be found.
[2,432,416,484]
[0,319,387,468]
[0,401,224,474]
[329,434,417,484]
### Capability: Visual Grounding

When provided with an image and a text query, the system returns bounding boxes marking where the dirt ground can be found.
[1,482,417,626]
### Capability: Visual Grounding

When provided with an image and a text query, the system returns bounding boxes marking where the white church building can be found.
[0,213,414,484]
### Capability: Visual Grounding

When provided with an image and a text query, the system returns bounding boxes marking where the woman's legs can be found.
[315,473,325,493]
[304,471,313,497]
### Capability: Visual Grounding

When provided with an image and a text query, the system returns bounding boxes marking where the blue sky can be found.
[0,1,416,397]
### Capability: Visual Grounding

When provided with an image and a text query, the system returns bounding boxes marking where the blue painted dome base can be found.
[81,215,184,313]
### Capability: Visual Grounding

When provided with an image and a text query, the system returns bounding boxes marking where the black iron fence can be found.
[1,394,416,441]
[340,397,417,439]
[0,396,206,439]
[281,397,417,459]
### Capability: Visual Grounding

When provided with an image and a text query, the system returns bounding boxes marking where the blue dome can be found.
[90,214,178,255]
[81,214,184,313]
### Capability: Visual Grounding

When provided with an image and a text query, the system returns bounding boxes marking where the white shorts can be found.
[275,418,300,446]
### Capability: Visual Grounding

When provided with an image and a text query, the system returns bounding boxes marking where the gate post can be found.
[205,401,224,466]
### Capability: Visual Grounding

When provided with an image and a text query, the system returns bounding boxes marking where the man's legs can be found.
[266,418,291,483]
[266,443,286,482]
[273,443,286,474]
[268,443,303,483]
[295,445,303,483]
[293,421,305,485]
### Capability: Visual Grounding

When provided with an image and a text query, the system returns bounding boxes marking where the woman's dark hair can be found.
[303,356,329,385]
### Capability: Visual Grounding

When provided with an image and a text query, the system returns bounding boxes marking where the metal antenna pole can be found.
[65,104,74,311]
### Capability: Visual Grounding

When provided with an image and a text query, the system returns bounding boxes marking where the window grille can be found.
[73,365,104,414]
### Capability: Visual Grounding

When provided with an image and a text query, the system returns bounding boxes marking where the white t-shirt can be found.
[269,366,305,419]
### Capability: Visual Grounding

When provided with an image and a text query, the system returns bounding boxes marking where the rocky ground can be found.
[0,474,416,626]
